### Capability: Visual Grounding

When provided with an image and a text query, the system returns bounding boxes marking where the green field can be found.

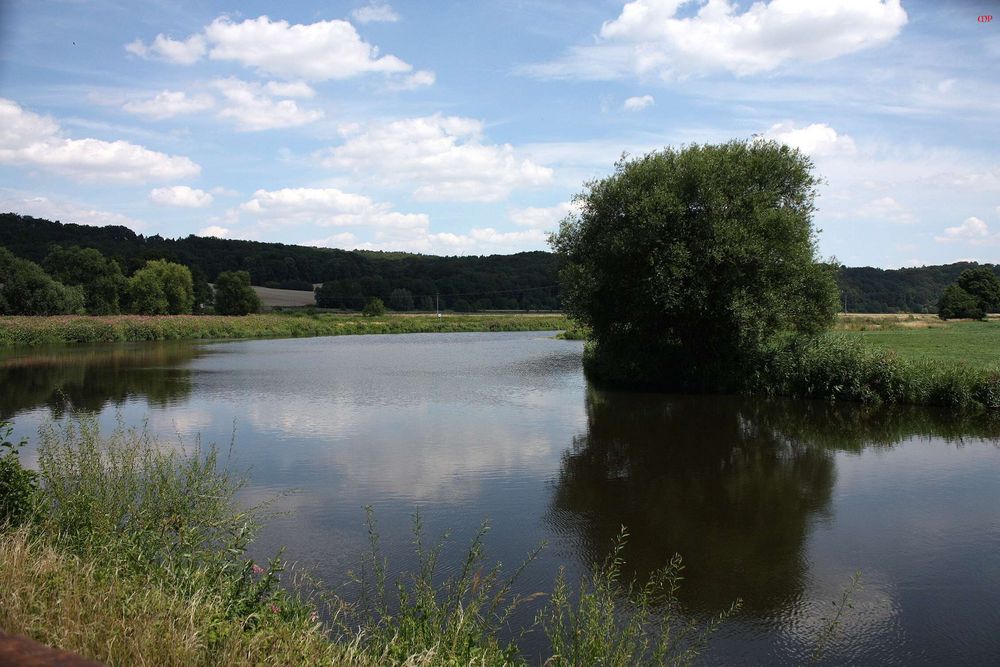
[844,320,1000,368]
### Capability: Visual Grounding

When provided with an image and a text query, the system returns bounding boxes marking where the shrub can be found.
[362,296,386,317]
[126,260,195,315]
[0,421,37,528]
[937,284,984,320]
[0,247,84,316]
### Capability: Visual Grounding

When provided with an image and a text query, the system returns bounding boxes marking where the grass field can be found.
[839,317,1000,368]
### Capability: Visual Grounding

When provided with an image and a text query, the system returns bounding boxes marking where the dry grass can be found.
[0,529,349,667]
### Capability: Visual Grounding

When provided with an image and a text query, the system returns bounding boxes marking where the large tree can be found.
[0,247,84,315]
[43,245,126,315]
[126,259,194,315]
[213,270,261,315]
[551,140,840,388]
[956,267,1000,314]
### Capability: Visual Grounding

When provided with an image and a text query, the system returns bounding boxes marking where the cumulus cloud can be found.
[320,115,553,202]
[149,185,214,207]
[528,0,907,80]
[239,187,429,230]
[857,196,915,224]
[509,202,578,229]
[122,90,215,119]
[198,225,230,238]
[622,95,654,111]
[352,2,401,24]
[125,34,207,64]
[763,121,856,156]
[128,16,413,81]
[935,216,998,245]
[0,190,144,231]
[0,98,199,182]
[387,70,436,91]
[214,78,323,131]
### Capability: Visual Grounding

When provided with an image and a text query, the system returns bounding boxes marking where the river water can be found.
[3,332,998,664]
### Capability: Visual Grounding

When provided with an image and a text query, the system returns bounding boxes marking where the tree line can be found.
[2,212,996,314]
[0,245,260,316]
[0,214,560,311]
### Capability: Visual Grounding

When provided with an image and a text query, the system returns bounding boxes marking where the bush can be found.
[362,296,386,317]
[214,270,262,316]
[0,421,37,528]
[551,140,840,390]
[43,245,126,315]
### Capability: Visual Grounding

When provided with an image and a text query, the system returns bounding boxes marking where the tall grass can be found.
[0,313,572,347]
[1,418,731,666]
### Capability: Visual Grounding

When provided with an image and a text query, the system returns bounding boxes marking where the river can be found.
[3,331,998,664]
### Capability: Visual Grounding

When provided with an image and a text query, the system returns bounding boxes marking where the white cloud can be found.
[388,70,436,91]
[305,232,358,248]
[341,227,550,255]
[763,122,856,156]
[0,98,199,182]
[321,115,553,202]
[622,94,654,111]
[857,196,915,224]
[263,81,316,98]
[125,34,207,65]
[239,187,429,230]
[204,15,411,81]
[509,202,578,229]
[122,90,215,119]
[0,190,144,231]
[214,78,324,131]
[149,185,213,208]
[529,0,907,80]
[198,225,230,238]
[352,2,401,24]
[935,216,999,245]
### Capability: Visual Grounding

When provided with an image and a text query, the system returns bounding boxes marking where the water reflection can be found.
[0,343,199,418]
[550,388,1000,617]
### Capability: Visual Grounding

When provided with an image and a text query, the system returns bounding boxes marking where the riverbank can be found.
[0,419,728,666]
[0,313,571,347]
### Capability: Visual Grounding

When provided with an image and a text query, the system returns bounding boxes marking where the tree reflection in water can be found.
[550,387,1000,616]
[0,342,200,419]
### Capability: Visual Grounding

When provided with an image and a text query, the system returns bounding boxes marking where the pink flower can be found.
[252,563,265,575]
[269,603,281,614]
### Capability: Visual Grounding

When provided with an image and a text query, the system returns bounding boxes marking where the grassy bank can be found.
[0,419,729,666]
[843,320,1000,367]
[0,313,571,347]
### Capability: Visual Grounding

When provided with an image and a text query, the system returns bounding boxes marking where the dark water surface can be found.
[3,332,999,665]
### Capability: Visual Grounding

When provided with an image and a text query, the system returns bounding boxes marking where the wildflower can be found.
[269,603,281,614]
[310,611,319,623]
[252,563,265,575]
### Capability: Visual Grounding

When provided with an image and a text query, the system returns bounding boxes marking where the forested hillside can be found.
[0,214,560,310]
[1,213,996,312]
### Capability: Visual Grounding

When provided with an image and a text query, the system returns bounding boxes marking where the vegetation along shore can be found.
[0,313,571,348]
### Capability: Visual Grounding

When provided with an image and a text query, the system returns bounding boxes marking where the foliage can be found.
[541,528,739,666]
[126,259,195,315]
[42,245,126,315]
[362,296,386,317]
[190,265,215,314]
[757,334,1000,409]
[0,247,84,316]
[1,214,561,311]
[214,270,261,316]
[0,421,37,528]
[388,287,414,311]
[0,313,571,347]
[937,284,984,320]
[837,261,1000,314]
[552,140,840,389]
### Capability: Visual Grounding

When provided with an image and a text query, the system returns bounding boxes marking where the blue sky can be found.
[0,0,997,267]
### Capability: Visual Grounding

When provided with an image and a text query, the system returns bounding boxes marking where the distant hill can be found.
[1,212,995,313]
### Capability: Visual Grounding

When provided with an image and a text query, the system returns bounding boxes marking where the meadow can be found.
[838,317,1000,368]
[0,313,571,347]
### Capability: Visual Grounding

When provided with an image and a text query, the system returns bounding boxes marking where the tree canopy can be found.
[126,260,194,315]
[213,270,261,316]
[43,245,126,315]
[0,247,84,316]
[551,140,840,388]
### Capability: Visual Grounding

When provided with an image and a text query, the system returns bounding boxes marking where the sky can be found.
[0,0,997,268]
